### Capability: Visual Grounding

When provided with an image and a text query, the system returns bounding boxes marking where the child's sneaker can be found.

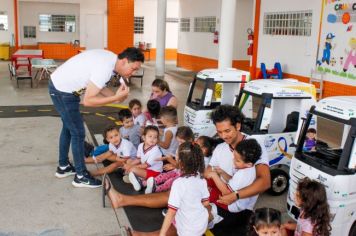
[162,208,168,216]
[123,174,131,183]
[129,172,143,191]
[55,163,76,178]
[72,172,102,188]
[145,177,156,194]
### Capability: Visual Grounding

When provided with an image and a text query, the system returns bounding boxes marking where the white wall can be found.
[257,0,322,77]
[178,0,253,60]
[134,0,178,48]
[18,0,107,47]
[19,1,80,45]
[79,0,107,48]
[0,0,15,44]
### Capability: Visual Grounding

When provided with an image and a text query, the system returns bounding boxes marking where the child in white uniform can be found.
[125,126,163,191]
[160,142,209,236]
[87,125,137,176]
[118,108,141,148]
[159,106,179,156]
[206,139,262,228]
[144,126,195,194]
[196,136,221,168]
[129,99,146,127]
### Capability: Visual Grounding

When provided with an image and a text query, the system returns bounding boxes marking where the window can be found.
[0,11,8,31]
[39,14,76,32]
[134,17,144,34]
[180,18,190,32]
[166,18,178,23]
[24,26,36,38]
[194,16,216,33]
[263,11,312,36]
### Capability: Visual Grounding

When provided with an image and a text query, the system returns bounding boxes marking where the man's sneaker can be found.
[129,172,142,191]
[145,177,156,194]
[72,173,102,188]
[123,174,131,183]
[55,163,76,178]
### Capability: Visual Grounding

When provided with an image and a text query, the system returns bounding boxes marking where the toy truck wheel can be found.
[268,169,289,196]
[349,222,356,236]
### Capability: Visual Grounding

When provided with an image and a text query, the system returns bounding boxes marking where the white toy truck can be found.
[184,68,249,137]
[287,96,356,236]
[237,79,316,195]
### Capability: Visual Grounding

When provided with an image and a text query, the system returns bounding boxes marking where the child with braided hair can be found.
[160,141,209,236]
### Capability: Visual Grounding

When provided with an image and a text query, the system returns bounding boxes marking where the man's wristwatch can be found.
[234,190,240,200]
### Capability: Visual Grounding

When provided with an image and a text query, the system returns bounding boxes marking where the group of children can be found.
[86,99,331,236]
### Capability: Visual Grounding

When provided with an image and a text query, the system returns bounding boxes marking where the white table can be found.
[31,58,57,86]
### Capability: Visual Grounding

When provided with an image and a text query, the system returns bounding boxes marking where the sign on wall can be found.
[316,0,356,85]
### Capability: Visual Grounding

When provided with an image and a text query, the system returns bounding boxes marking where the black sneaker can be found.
[55,163,76,178]
[72,172,102,188]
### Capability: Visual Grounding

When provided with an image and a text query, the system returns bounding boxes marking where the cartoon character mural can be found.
[343,37,356,72]
[316,0,356,83]
[322,33,336,65]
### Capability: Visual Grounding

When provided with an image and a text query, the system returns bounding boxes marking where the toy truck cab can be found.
[237,79,316,195]
[287,96,356,236]
[184,68,249,137]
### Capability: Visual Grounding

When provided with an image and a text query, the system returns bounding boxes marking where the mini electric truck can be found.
[287,96,356,236]
[184,68,250,137]
[237,79,316,195]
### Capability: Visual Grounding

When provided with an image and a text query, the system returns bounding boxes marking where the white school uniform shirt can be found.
[109,139,137,159]
[160,126,179,156]
[204,156,211,168]
[137,143,163,172]
[226,166,258,212]
[51,49,117,93]
[133,113,146,126]
[209,136,269,176]
[168,175,209,236]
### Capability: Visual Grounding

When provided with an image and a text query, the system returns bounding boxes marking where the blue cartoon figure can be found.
[322,33,335,65]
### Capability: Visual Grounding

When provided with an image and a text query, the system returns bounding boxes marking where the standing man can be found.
[49,47,144,188]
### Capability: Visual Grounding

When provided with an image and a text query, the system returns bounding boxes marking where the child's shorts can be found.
[146,169,160,178]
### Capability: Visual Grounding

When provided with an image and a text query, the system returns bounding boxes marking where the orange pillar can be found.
[250,0,261,79]
[14,0,19,49]
[107,0,134,54]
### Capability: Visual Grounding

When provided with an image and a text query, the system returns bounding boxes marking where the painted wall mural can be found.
[317,0,356,85]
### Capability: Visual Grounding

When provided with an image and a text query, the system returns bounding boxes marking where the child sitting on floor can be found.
[196,136,222,168]
[118,108,141,148]
[160,142,209,236]
[158,106,179,157]
[87,125,137,177]
[144,99,161,127]
[125,125,163,191]
[129,99,146,127]
[206,139,262,228]
[144,126,194,194]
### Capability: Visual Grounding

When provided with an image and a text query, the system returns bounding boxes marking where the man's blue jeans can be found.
[48,80,85,176]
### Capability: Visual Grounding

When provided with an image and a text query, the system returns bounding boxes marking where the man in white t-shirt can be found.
[205,105,270,236]
[49,47,144,188]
